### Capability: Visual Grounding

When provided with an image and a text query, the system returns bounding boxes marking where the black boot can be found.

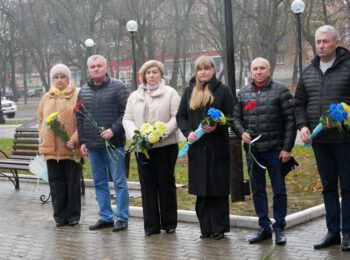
[342,234,350,251]
[248,227,272,244]
[314,232,341,249]
[274,229,286,245]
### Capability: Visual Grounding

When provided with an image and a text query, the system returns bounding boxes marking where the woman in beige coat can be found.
[123,60,180,236]
[38,64,82,227]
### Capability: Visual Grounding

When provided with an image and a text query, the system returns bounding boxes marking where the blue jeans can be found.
[89,147,129,223]
[313,143,350,235]
[249,150,287,230]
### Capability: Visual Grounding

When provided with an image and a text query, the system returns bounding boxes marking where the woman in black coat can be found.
[176,56,234,239]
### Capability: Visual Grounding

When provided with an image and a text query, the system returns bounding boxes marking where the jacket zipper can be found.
[256,89,262,151]
[54,96,59,161]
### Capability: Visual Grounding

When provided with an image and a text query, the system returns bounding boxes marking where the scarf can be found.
[141,81,161,91]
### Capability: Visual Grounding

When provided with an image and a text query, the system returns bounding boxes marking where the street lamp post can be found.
[224,0,245,202]
[291,0,305,79]
[84,38,95,83]
[0,88,5,124]
[126,20,138,90]
[85,38,95,57]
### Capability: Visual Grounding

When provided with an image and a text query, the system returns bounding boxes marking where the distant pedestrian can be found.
[76,55,130,232]
[123,60,180,236]
[295,25,350,251]
[176,56,234,240]
[38,64,82,227]
[233,57,295,245]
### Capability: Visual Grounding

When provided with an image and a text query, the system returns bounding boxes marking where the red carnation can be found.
[73,100,85,113]
[244,101,257,111]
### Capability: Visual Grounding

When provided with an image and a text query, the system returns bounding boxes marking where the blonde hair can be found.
[139,60,164,84]
[189,56,215,110]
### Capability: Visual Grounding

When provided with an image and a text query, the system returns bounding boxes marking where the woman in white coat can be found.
[123,60,180,236]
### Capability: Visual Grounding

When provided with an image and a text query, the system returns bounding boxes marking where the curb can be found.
[121,204,325,230]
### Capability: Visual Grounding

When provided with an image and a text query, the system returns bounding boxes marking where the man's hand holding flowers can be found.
[303,102,350,146]
[241,132,252,144]
[101,128,114,140]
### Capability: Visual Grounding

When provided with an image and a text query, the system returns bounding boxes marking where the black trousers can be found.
[195,195,230,234]
[47,159,82,224]
[136,144,178,233]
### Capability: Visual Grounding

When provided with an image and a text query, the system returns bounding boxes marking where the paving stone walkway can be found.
[0,180,348,260]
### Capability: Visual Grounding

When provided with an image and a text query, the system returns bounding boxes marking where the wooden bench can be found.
[0,127,85,200]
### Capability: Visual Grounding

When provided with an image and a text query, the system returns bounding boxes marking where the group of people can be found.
[37,24,350,251]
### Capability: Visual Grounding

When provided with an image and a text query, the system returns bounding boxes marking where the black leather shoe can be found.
[89,220,114,230]
[213,233,224,240]
[56,221,67,227]
[112,220,128,232]
[68,220,79,226]
[145,230,160,236]
[166,228,176,234]
[248,228,272,244]
[342,233,350,251]
[314,232,341,249]
[200,233,211,239]
[274,229,286,245]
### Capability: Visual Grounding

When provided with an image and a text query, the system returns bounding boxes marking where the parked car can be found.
[4,90,14,100]
[27,89,37,98]
[27,88,44,98]
[1,97,17,118]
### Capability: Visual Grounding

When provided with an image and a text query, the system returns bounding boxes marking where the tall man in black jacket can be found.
[77,55,130,232]
[295,25,350,251]
[234,57,295,245]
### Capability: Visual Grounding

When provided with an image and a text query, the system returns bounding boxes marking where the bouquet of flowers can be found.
[127,121,167,159]
[304,102,350,145]
[178,107,234,158]
[73,100,122,163]
[44,112,79,162]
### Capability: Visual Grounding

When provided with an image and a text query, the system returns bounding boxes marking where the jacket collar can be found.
[251,78,272,90]
[87,74,111,89]
[311,46,350,69]
[135,79,166,100]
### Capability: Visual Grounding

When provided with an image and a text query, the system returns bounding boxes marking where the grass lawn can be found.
[0,138,323,216]
[2,119,28,125]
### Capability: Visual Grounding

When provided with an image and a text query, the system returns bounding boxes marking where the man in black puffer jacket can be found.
[76,55,130,232]
[295,25,350,251]
[234,57,295,245]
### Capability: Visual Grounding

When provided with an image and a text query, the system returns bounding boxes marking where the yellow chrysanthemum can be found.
[148,132,160,144]
[342,103,350,111]
[342,103,350,125]
[140,123,152,135]
[46,112,58,123]
[155,121,167,136]
[219,112,226,125]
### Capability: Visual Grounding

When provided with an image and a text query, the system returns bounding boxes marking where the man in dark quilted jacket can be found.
[234,57,295,246]
[295,25,350,251]
[77,55,129,233]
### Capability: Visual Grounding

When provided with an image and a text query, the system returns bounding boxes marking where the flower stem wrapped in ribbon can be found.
[178,107,234,158]
[303,102,350,146]
[44,112,79,162]
[127,121,167,159]
[73,100,122,163]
